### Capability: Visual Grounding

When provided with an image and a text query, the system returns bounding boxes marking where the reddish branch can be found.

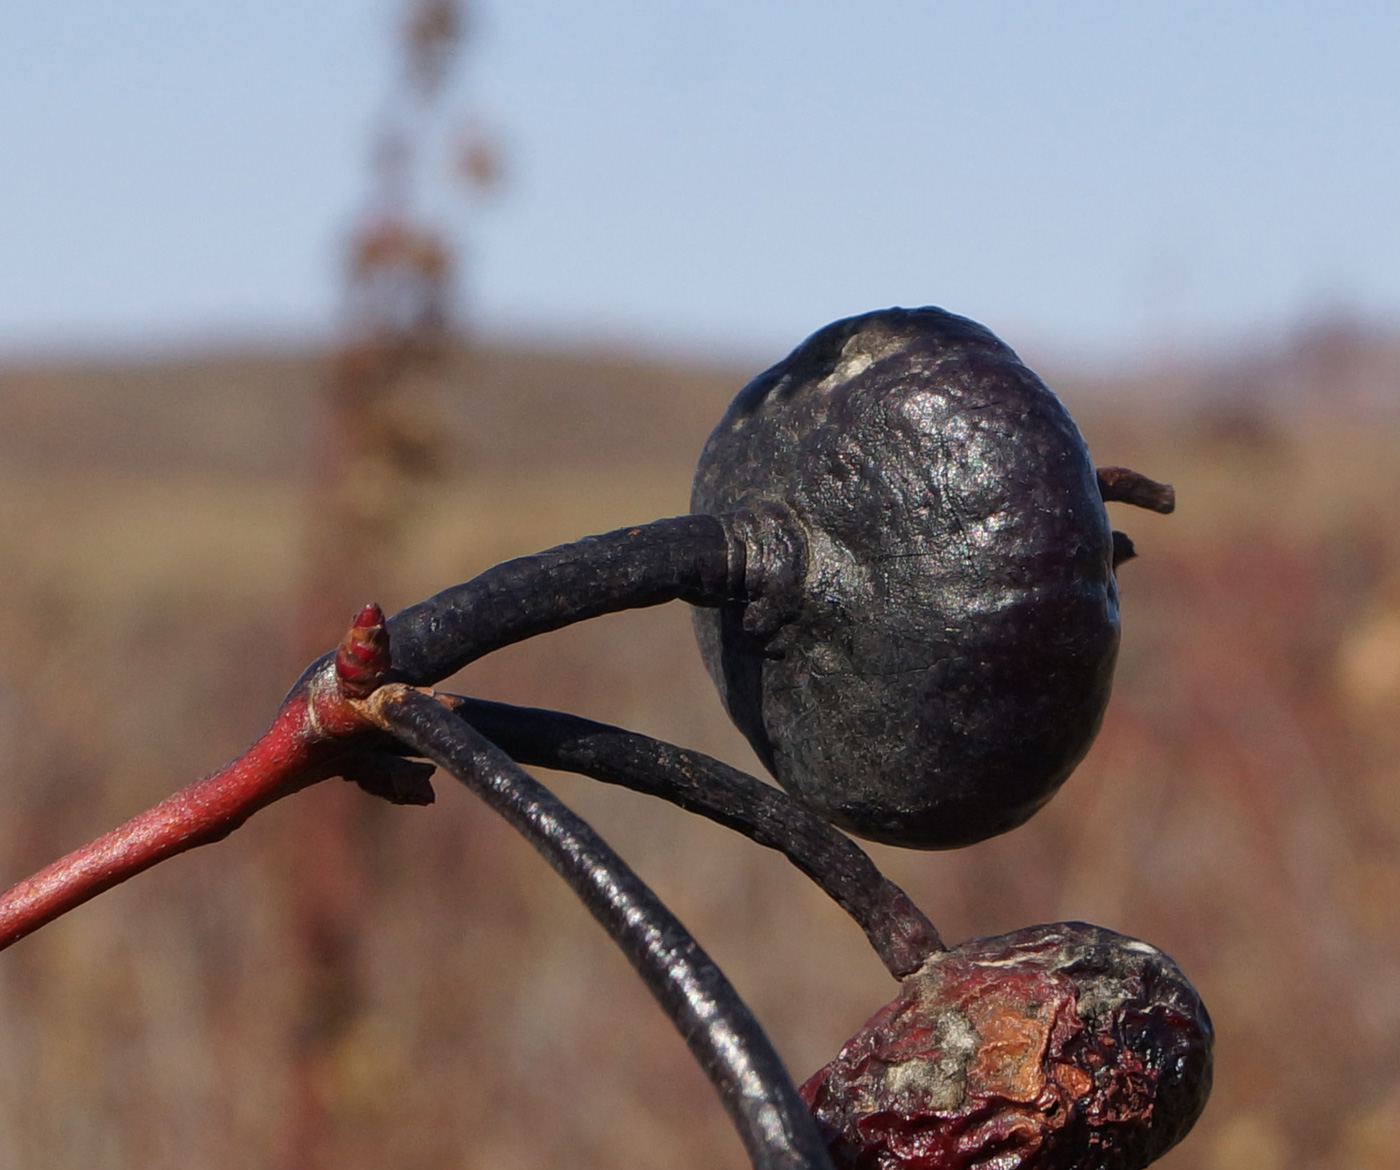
[0,601,841,1168]
[0,605,401,952]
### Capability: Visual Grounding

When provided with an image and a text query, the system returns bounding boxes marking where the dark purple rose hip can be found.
[694,307,1162,848]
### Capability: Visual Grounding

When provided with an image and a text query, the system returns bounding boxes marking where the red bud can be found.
[335,603,391,698]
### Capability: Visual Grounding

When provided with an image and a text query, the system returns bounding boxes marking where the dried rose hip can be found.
[800,922,1213,1170]
[693,307,1145,849]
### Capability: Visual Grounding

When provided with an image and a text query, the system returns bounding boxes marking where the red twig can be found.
[0,606,395,952]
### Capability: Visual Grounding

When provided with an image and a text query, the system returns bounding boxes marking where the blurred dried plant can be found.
[289,4,478,1166]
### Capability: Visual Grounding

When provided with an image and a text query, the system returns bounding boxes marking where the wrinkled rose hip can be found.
[801,922,1213,1170]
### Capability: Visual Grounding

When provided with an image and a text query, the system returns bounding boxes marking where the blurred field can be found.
[2,330,1400,1169]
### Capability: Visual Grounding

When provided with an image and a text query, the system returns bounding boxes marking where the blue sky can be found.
[1,1,1397,365]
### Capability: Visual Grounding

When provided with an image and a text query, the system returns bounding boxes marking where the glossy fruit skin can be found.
[800,921,1214,1170]
[692,307,1119,849]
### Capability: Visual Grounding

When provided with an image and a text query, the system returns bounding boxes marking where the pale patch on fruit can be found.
[880,1007,978,1111]
[816,329,908,393]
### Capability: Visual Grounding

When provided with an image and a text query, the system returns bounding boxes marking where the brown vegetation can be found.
[0,334,1398,1168]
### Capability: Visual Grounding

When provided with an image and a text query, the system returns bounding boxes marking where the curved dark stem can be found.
[370,687,835,1170]
[382,514,736,686]
[441,695,944,977]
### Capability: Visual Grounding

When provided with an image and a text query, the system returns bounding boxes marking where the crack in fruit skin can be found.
[693,307,1121,849]
[800,922,1214,1170]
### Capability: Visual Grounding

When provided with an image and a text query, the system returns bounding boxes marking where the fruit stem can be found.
[381,514,736,685]
[441,694,945,975]
[362,684,836,1170]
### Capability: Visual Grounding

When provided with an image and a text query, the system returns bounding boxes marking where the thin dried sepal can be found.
[1111,531,1137,569]
[1096,467,1176,514]
[334,748,436,805]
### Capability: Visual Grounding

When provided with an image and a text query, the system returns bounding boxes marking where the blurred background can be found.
[1,2,1398,1167]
